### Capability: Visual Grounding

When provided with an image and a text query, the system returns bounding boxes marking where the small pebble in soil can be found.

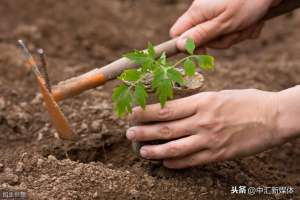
[16,162,24,173]
[80,122,88,130]
[0,163,4,172]
[37,158,44,167]
[92,191,99,199]
[91,120,103,131]
[0,97,5,110]
[48,155,57,162]
[31,93,43,105]
[129,189,139,196]
[200,186,207,193]
[106,163,114,168]
[73,166,82,176]
[99,110,110,118]
[10,174,19,184]
[101,123,108,133]
[39,174,49,182]
[143,175,155,188]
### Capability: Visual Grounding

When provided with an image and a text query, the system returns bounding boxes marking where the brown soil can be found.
[0,0,299,199]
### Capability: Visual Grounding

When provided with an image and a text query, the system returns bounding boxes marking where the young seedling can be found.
[112,38,214,117]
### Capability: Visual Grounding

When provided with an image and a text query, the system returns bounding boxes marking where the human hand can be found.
[126,89,287,169]
[170,0,279,49]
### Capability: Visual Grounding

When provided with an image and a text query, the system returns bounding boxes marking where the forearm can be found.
[276,85,300,141]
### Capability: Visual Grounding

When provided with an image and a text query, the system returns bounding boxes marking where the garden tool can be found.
[18,0,300,140]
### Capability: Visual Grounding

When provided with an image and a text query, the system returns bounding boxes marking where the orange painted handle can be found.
[52,69,106,102]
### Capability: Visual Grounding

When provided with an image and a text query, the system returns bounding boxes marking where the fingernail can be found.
[126,129,136,140]
[178,37,187,49]
[140,147,149,158]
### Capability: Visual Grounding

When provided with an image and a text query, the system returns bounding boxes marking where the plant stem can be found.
[172,55,198,68]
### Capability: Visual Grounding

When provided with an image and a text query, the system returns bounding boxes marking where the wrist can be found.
[275,86,300,142]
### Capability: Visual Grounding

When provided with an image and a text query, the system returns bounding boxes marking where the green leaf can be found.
[124,50,148,64]
[134,83,148,109]
[185,38,196,55]
[141,59,152,72]
[152,67,173,107]
[147,42,155,59]
[159,52,167,65]
[119,69,141,81]
[112,84,133,117]
[196,55,215,71]
[183,58,196,77]
[156,79,173,107]
[151,67,165,89]
[167,68,183,85]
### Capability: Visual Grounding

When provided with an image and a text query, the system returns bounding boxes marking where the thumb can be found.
[177,20,223,50]
[170,6,206,38]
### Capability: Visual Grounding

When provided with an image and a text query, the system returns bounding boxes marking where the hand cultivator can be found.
[17,1,300,140]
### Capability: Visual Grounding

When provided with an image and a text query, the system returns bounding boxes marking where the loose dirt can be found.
[0,0,299,199]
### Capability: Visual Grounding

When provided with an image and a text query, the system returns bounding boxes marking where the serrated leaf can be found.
[147,42,155,59]
[119,69,141,81]
[183,58,196,77]
[141,59,152,72]
[159,52,167,65]
[124,50,148,64]
[151,67,172,107]
[151,67,164,89]
[156,79,173,107]
[167,68,183,85]
[134,83,148,109]
[196,55,215,71]
[185,38,196,55]
[112,83,133,117]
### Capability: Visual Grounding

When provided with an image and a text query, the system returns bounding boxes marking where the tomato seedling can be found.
[112,39,214,117]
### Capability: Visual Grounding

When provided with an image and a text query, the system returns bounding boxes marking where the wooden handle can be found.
[52,0,300,101]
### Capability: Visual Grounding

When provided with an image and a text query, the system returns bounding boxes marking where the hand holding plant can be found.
[126,89,289,169]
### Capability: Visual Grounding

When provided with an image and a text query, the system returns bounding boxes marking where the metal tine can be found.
[17,40,42,78]
[37,49,52,92]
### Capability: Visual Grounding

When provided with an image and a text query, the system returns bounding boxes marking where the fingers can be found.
[163,150,214,169]
[176,19,223,50]
[170,6,207,38]
[129,95,199,123]
[127,115,201,141]
[139,134,209,160]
